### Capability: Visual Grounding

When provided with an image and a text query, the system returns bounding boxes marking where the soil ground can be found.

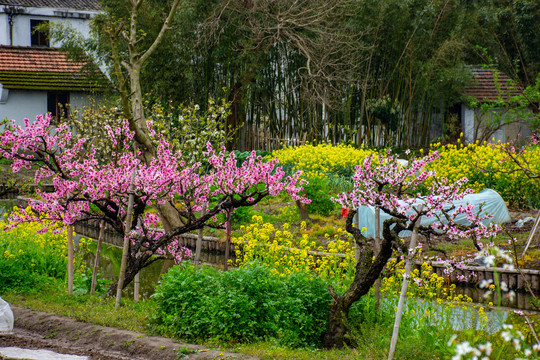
[0,306,258,360]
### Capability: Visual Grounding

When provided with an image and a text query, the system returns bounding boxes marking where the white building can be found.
[460,67,532,144]
[0,0,104,126]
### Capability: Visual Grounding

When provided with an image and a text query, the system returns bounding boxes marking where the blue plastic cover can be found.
[355,189,511,238]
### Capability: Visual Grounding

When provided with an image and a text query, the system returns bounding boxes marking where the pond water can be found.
[83,242,232,299]
[85,241,539,320]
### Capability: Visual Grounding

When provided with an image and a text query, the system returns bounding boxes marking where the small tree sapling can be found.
[325,151,500,349]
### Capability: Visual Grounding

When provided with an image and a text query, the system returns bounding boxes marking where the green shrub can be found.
[151,263,331,348]
[304,175,335,216]
[231,206,253,224]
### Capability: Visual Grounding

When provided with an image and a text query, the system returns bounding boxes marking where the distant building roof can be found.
[0,0,99,11]
[463,67,523,103]
[0,46,107,91]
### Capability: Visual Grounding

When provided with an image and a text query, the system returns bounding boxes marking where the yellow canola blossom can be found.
[0,208,91,266]
[233,215,356,291]
[427,139,540,206]
[272,143,377,178]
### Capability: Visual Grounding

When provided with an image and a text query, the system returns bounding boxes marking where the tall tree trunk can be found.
[323,211,398,349]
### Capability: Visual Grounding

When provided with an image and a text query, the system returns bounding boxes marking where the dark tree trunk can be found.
[106,252,155,298]
[296,200,309,220]
[323,210,402,349]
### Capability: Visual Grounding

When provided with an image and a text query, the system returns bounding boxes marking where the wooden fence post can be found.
[224,210,232,271]
[388,206,423,360]
[90,221,105,296]
[195,204,206,265]
[115,169,136,311]
[374,207,381,309]
[67,225,74,295]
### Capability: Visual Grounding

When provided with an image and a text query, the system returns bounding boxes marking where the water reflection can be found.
[83,243,233,299]
[83,242,540,313]
[379,297,509,334]
[451,285,539,312]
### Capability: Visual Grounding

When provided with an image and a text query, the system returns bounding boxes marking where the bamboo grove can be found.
[59,0,540,150]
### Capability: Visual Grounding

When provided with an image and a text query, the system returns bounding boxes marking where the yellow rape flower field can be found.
[272,143,378,178]
[427,137,540,207]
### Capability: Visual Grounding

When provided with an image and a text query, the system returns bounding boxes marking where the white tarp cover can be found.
[0,348,89,360]
[0,296,14,334]
[356,189,511,238]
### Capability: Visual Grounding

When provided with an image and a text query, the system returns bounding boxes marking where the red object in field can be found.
[341,207,349,218]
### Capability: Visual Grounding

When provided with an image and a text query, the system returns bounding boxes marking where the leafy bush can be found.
[303,175,335,216]
[231,205,254,224]
[151,263,331,348]
[73,266,110,296]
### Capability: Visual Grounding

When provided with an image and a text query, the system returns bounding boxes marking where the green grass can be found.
[3,288,451,360]
[3,292,152,333]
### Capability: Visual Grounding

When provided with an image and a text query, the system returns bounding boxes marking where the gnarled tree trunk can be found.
[323,210,402,349]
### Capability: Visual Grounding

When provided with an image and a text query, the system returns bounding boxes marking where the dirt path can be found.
[0,306,259,360]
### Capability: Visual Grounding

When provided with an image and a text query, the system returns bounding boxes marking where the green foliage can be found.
[0,259,61,294]
[233,150,271,167]
[149,99,232,166]
[365,95,401,132]
[151,263,331,348]
[231,205,254,224]
[303,175,335,217]
[0,235,66,294]
[72,266,110,296]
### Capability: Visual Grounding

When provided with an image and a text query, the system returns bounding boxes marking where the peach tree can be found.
[0,114,308,295]
[325,151,500,348]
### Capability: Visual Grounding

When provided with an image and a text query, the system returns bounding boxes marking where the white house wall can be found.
[0,13,9,44]
[0,89,46,124]
[0,90,100,128]
[0,6,97,47]
[461,104,475,144]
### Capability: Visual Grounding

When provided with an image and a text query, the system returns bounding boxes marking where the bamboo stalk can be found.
[90,221,106,296]
[115,169,136,311]
[388,207,423,360]
[67,225,74,295]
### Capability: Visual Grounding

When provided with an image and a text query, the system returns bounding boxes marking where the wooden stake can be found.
[134,271,140,302]
[224,210,231,271]
[354,210,360,262]
[90,221,105,296]
[115,169,136,311]
[67,225,74,295]
[388,206,422,360]
[195,204,206,265]
[374,207,381,309]
[522,210,540,258]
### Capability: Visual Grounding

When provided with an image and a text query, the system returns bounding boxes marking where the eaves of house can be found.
[0,45,107,92]
[0,0,99,11]
[463,66,523,103]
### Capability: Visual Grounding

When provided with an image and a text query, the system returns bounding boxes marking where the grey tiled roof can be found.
[0,0,99,11]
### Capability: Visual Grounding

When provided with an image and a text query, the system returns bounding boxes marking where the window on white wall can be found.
[30,20,49,47]
[47,92,69,120]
